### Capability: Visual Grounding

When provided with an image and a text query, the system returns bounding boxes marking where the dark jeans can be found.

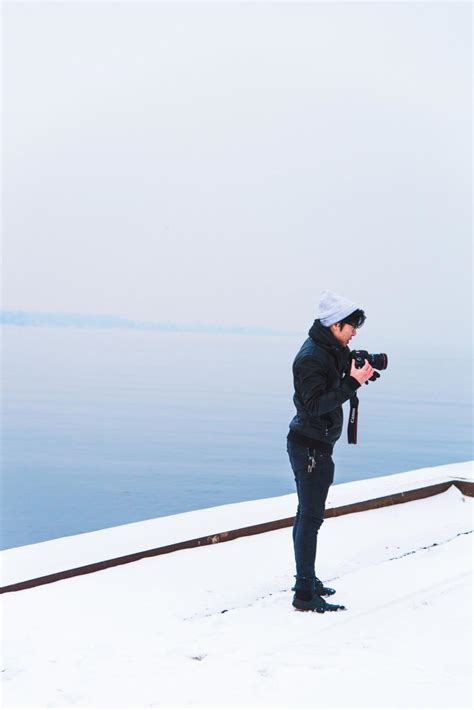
[287,438,335,593]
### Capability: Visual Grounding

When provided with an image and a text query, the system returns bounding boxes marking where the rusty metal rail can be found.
[1,479,472,595]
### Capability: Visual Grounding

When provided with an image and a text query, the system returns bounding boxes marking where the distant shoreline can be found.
[1,311,297,337]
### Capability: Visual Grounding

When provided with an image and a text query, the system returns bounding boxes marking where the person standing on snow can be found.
[287,290,376,612]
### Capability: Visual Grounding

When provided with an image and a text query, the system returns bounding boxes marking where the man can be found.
[287,289,376,612]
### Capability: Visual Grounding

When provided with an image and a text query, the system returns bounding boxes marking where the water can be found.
[1,326,472,549]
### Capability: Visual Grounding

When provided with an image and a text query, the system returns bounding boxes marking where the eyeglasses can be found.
[344,319,365,331]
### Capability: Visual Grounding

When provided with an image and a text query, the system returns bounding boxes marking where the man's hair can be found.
[336,309,366,330]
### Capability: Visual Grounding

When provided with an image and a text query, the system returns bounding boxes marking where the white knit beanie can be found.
[317,289,359,327]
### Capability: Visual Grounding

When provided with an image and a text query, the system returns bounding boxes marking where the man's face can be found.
[330,322,357,347]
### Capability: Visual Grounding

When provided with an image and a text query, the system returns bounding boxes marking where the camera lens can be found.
[369,354,388,370]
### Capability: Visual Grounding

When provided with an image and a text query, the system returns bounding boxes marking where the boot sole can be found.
[294,607,326,613]
[293,604,346,613]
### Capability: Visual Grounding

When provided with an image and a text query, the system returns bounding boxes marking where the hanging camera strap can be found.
[347,394,359,444]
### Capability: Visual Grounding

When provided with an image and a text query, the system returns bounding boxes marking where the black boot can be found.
[292,592,345,613]
[291,577,336,597]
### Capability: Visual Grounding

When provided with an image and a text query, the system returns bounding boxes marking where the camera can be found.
[350,350,388,370]
[350,350,388,381]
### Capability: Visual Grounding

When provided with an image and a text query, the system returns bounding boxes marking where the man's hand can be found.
[350,359,375,385]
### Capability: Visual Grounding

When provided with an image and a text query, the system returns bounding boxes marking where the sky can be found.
[2,1,472,348]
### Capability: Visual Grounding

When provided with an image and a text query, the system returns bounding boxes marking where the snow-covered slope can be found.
[1,463,472,708]
[1,460,472,588]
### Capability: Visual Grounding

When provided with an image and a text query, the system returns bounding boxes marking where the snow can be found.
[1,460,472,587]
[1,464,472,709]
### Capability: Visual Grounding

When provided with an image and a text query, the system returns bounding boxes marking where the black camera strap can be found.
[348,394,359,444]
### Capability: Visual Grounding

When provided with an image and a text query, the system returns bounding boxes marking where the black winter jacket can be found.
[288,320,360,450]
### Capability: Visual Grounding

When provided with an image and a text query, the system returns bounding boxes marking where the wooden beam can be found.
[1,479,472,595]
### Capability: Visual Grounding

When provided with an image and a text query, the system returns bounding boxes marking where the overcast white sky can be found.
[2,1,472,347]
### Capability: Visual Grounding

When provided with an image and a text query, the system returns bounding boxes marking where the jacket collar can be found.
[308,319,345,351]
